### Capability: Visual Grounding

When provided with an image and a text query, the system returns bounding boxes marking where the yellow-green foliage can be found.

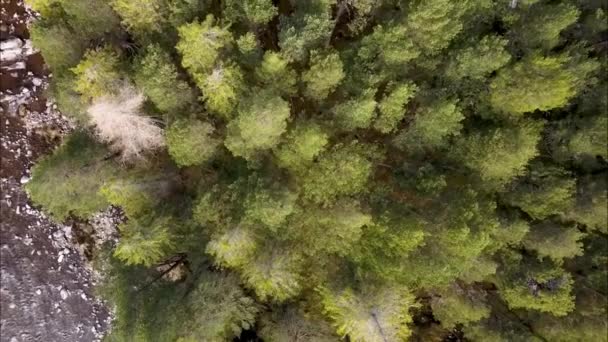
[71,47,121,100]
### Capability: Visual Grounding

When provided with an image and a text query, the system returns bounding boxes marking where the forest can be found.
[23,0,607,341]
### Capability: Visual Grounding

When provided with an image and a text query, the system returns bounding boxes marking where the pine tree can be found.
[26,131,115,220]
[166,119,219,167]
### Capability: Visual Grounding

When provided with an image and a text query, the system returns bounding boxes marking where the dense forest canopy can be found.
[25,0,607,340]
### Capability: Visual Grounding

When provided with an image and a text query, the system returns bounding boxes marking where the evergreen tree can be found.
[26,0,608,340]
[166,119,219,167]
[26,131,115,220]
[134,44,195,114]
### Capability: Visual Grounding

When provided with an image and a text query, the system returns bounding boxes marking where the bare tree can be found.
[87,86,165,162]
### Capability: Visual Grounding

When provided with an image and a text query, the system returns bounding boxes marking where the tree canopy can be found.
[26,0,608,340]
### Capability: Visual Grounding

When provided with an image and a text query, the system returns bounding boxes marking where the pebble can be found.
[60,289,68,300]
[19,175,29,184]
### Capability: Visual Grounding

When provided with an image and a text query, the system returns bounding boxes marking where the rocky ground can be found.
[1,1,113,341]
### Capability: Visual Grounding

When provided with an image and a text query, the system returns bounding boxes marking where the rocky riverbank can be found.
[1,1,112,341]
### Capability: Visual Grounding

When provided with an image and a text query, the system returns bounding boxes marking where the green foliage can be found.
[255,51,297,96]
[302,50,345,101]
[374,82,418,134]
[498,256,575,317]
[241,246,303,302]
[237,32,262,65]
[166,119,219,167]
[301,143,379,204]
[114,216,176,266]
[284,200,372,257]
[258,307,339,342]
[349,212,426,282]
[568,114,608,160]
[71,47,121,100]
[30,21,85,71]
[454,120,543,185]
[319,285,417,341]
[26,131,113,220]
[489,55,585,114]
[358,23,420,72]
[514,3,580,50]
[274,121,329,172]
[569,175,608,233]
[100,171,174,218]
[27,0,120,39]
[197,63,245,117]
[225,90,291,159]
[405,0,471,55]
[333,90,377,131]
[134,44,194,114]
[28,0,608,340]
[244,181,297,229]
[394,99,464,150]
[501,163,576,220]
[522,222,585,263]
[447,35,511,80]
[224,0,277,26]
[278,0,333,62]
[177,15,233,75]
[110,0,165,36]
[431,285,490,328]
[206,227,257,268]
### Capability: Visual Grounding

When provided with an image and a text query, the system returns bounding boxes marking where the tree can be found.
[255,51,298,96]
[100,170,176,218]
[500,162,576,220]
[274,121,329,172]
[567,114,608,160]
[166,119,220,167]
[177,15,234,75]
[241,245,303,302]
[319,285,417,341]
[446,35,511,80]
[497,254,575,317]
[30,21,85,71]
[300,142,379,204]
[258,307,338,342]
[225,90,291,159]
[394,99,464,150]
[333,90,377,131]
[431,284,490,329]
[197,62,245,118]
[453,120,543,185]
[72,47,122,100]
[522,221,585,263]
[134,44,195,114]
[373,82,418,134]
[278,0,333,62]
[302,50,345,101]
[489,54,589,115]
[283,199,372,257]
[243,180,297,230]
[512,2,580,51]
[114,215,176,266]
[349,211,426,282]
[568,174,608,233]
[27,0,120,41]
[26,131,114,220]
[110,0,166,36]
[224,0,277,26]
[26,0,608,339]
[87,86,165,162]
[404,0,473,55]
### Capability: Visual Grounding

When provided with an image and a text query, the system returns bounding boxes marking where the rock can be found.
[60,289,69,300]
